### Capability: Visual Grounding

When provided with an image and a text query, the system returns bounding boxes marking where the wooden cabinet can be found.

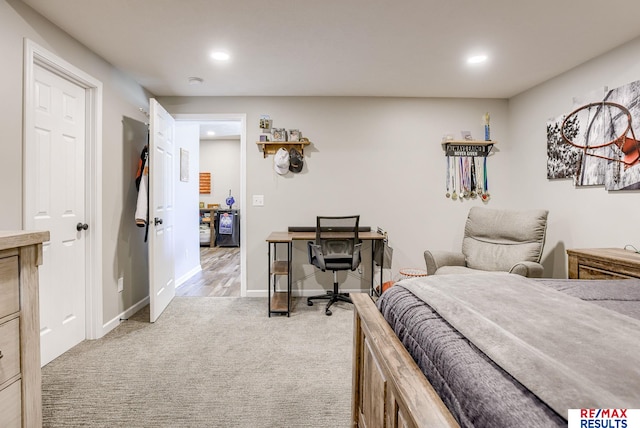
[567,248,640,279]
[0,230,49,428]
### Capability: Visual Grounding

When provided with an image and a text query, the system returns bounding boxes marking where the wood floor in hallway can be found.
[176,246,240,297]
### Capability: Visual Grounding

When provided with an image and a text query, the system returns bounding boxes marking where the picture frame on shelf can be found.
[272,128,287,142]
[288,129,300,142]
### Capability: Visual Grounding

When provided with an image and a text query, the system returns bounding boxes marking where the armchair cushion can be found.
[424,207,549,278]
[463,207,548,272]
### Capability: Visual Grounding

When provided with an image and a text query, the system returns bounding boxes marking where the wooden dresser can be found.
[0,230,49,428]
[567,248,640,279]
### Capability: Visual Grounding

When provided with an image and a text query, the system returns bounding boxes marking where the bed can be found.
[351,273,640,428]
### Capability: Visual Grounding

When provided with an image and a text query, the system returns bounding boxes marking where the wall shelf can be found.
[257,141,310,158]
[442,140,497,157]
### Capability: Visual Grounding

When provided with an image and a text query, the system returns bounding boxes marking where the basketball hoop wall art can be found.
[547,80,640,190]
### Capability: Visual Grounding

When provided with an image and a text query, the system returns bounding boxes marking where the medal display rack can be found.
[441,140,496,157]
[442,140,496,202]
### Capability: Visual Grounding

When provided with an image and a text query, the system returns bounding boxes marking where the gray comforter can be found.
[377,275,640,428]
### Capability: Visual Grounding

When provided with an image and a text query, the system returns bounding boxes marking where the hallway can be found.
[176,246,240,297]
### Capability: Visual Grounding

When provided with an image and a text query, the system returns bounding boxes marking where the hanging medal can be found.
[470,157,477,199]
[445,156,451,198]
[451,156,458,200]
[463,157,470,199]
[475,157,483,196]
[481,156,490,201]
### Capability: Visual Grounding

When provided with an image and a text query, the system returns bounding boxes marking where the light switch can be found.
[252,195,264,206]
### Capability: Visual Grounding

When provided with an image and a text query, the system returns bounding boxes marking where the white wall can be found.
[157,96,510,295]
[508,35,640,278]
[6,0,640,326]
[1,0,152,329]
[174,123,201,284]
[199,139,241,209]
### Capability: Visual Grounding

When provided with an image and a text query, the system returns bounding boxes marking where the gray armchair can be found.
[424,207,549,278]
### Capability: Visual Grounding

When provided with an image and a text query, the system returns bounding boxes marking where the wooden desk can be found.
[265,231,385,316]
[567,248,640,279]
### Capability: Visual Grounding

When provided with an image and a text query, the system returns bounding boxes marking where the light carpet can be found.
[42,297,354,428]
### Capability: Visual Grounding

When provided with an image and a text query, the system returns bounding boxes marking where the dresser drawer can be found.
[0,318,20,385]
[0,379,22,428]
[0,256,20,319]
[578,265,630,280]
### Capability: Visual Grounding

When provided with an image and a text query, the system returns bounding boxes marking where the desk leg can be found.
[287,241,292,317]
[368,240,383,298]
[370,243,375,296]
[267,242,272,317]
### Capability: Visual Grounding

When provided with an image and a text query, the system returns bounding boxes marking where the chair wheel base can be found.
[307,285,352,316]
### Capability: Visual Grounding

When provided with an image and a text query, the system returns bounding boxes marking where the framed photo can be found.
[180,148,189,182]
[259,114,272,130]
[272,128,287,142]
[288,129,300,142]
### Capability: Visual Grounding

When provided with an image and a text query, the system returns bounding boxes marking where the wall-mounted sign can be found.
[444,143,493,157]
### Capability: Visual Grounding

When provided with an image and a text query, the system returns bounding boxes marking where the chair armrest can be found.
[307,242,326,271]
[424,250,466,275]
[509,261,544,278]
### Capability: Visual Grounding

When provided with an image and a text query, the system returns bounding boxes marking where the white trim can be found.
[102,296,150,335]
[173,113,248,297]
[23,39,104,340]
[175,264,202,288]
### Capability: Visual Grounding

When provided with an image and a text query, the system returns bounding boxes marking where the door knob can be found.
[76,223,89,231]
[154,217,163,225]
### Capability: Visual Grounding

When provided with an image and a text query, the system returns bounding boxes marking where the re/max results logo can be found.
[568,409,640,428]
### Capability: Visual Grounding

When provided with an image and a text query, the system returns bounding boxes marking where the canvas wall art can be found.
[547,80,640,190]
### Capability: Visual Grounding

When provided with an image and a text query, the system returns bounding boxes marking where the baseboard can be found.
[101,296,150,337]
[176,264,202,288]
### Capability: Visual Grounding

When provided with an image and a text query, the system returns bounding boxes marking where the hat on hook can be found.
[274,147,290,175]
[288,147,303,173]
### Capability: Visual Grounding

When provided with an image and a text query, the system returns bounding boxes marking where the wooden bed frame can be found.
[351,293,459,428]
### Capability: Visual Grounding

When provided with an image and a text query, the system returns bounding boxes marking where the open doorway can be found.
[174,115,246,298]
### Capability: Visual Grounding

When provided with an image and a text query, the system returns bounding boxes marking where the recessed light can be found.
[467,55,488,64]
[207,131,216,136]
[211,51,230,61]
[188,77,204,85]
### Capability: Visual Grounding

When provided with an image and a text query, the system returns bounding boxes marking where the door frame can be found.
[174,113,247,297]
[23,39,104,340]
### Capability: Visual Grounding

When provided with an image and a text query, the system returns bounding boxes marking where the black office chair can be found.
[307,215,362,316]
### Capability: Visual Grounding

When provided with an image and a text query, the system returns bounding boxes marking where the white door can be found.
[29,64,87,365]
[149,99,176,322]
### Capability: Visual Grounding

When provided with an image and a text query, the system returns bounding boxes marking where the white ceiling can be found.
[20,0,640,99]
[199,120,241,140]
